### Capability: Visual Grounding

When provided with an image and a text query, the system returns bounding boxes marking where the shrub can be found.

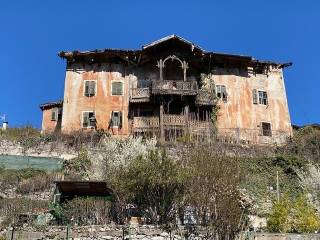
[267,194,320,233]
[291,194,320,233]
[0,125,40,142]
[60,197,112,225]
[185,148,247,239]
[111,149,187,224]
[16,173,57,194]
[0,198,49,227]
[267,196,292,233]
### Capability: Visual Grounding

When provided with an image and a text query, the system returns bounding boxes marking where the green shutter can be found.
[252,89,258,104]
[119,112,123,128]
[83,112,89,127]
[51,109,57,121]
[84,82,89,96]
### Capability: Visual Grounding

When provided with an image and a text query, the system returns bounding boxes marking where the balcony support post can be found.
[157,59,164,81]
[184,103,189,136]
[159,103,165,141]
[183,60,188,81]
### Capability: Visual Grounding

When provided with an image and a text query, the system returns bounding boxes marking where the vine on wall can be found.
[200,73,220,134]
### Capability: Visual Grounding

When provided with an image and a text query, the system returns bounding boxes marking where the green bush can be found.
[291,194,320,233]
[111,149,187,224]
[267,196,291,233]
[267,194,320,233]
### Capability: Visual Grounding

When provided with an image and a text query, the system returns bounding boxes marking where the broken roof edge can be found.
[58,48,140,58]
[58,35,292,68]
[142,34,205,52]
[40,100,63,110]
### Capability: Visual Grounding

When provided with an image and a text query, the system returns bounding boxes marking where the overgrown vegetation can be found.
[0,198,49,227]
[267,194,320,233]
[50,198,113,225]
[1,125,320,236]
[111,149,187,224]
[0,167,59,193]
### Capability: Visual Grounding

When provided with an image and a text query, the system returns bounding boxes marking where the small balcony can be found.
[196,90,215,106]
[130,88,150,102]
[152,80,198,95]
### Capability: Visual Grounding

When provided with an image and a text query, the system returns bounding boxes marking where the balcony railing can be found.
[196,90,215,106]
[152,80,198,95]
[133,115,211,130]
[130,88,150,102]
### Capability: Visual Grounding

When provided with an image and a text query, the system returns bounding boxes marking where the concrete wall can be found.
[213,66,292,144]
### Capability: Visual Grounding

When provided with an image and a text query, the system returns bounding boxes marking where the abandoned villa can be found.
[40,35,293,144]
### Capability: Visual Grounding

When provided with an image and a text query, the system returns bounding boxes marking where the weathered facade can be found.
[40,35,292,144]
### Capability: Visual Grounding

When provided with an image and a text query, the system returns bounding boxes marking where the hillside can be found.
[0,125,320,236]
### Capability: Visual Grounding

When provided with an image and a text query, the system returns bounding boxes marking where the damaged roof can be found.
[39,100,63,110]
[142,34,205,52]
[58,34,292,67]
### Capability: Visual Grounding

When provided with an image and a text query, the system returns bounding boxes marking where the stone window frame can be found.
[82,111,96,129]
[111,81,124,96]
[216,85,228,102]
[252,89,268,105]
[110,111,123,128]
[83,80,97,97]
[261,122,272,137]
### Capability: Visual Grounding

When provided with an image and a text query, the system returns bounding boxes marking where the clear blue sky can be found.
[0,0,319,128]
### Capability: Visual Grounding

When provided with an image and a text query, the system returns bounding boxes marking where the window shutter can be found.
[222,85,227,102]
[51,109,57,121]
[264,92,268,105]
[112,82,123,95]
[83,112,89,127]
[84,82,89,96]
[111,111,114,127]
[119,112,123,128]
[90,81,96,96]
[252,89,258,104]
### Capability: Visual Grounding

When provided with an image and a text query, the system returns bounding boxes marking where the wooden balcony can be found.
[130,88,150,102]
[151,80,198,95]
[196,90,215,106]
[133,115,211,132]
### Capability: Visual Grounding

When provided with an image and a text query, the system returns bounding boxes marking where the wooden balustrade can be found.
[196,90,215,105]
[130,88,150,102]
[152,80,198,95]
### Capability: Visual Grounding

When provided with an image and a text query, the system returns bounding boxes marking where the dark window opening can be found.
[83,112,96,128]
[262,122,272,136]
[216,85,228,102]
[111,111,122,128]
[258,91,268,105]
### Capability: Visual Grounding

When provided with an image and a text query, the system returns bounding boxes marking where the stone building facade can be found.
[40,35,292,144]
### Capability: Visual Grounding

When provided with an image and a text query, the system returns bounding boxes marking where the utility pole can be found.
[276,171,280,202]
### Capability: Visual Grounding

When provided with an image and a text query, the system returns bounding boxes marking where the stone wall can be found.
[0,139,76,160]
[3,225,320,240]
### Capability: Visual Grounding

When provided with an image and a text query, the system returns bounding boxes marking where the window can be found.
[261,122,272,136]
[51,108,58,121]
[252,89,268,105]
[112,82,123,96]
[216,85,227,102]
[84,81,96,97]
[258,91,268,105]
[82,111,96,128]
[110,111,122,128]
